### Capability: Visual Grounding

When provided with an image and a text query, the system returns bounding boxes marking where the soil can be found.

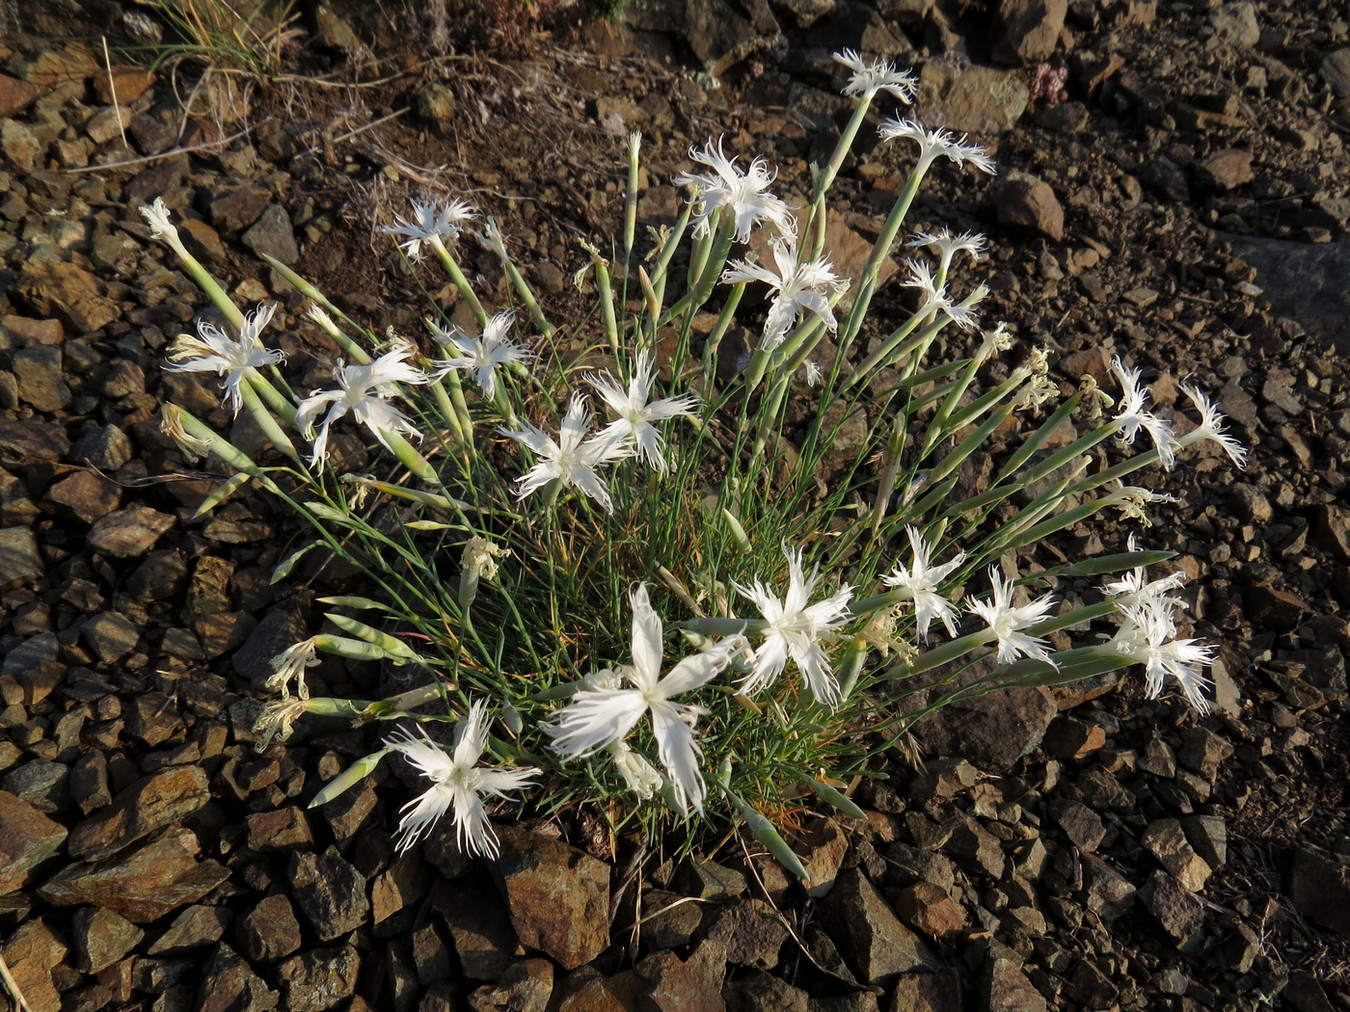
[1,1,1348,1010]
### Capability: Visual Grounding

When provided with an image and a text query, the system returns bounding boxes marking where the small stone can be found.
[147,904,231,955]
[0,420,70,465]
[1048,799,1107,853]
[818,868,938,983]
[1321,48,1350,98]
[196,942,279,1012]
[918,61,1030,133]
[1042,715,1106,759]
[910,758,980,800]
[246,807,314,852]
[1140,871,1204,944]
[636,949,727,1011]
[0,789,68,893]
[12,347,71,412]
[1209,2,1260,48]
[914,685,1057,772]
[1143,819,1211,891]
[0,527,44,590]
[80,610,141,666]
[994,174,1064,240]
[496,827,610,970]
[242,203,299,265]
[981,947,1047,1012]
[797,816,849,897]
[639,888,703,950]
[275,943,360,1012]
[993,0,1068,65]
[703,899,790,969]
[70,905,144,973]
[235,893,303,963]
[415,83,457,121]
[1,918,67,1012]
[87,505,175,558]
[1,119,41,172]
[66,764,210,862]
[1080,854,1136,921]
[15,259,119,333]
[69,424,133,471]
[46,470,120,524]
[468,959,553,1012]
[945,816,1006,879]
[208,186,270,232]
[1196,149,1254,190]
[1,759,70,813]
[86,105,132,145]
[672,856,746,899]
[0,73,42,116]
[894,881,968,939]
[289,847,370,941]
[1177,727,1233,779]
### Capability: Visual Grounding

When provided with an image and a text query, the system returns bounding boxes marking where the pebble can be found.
[994,174,1065,241]
[288,847,370,942]
[86,505,175,558]
[495,827,610,971]
[818,868,939,983]
[0,789,68,893]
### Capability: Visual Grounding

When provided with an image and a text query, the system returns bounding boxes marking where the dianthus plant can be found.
[145,50,1242,872]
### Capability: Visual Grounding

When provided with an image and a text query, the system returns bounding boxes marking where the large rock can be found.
[0,527,44,591]
[38,827,229,922]
[993,0,1068,65]
[16,258,120,333]
[817,867,939,983]
[1219,236,1350,354]
[994,173,1065,240]
[66,765,211,861]
[0,790,68,893]
[912,684,1058,772]
[87,505,175,558]
[918,61,1030,134]
[495,826,610,970]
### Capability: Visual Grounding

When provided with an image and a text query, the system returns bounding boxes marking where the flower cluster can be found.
[138,46,1247,866]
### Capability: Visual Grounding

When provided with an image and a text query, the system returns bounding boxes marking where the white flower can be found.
[879,118,997,176]
[382,198,477,261]
[967,567,1057,665]
[1102,535,1187,610]
[882,526,965,642]
[164,304,285,417]
[674,136,794,242]
[386,700,540,858]
[499,395,630,513]
[722,235,848,350]
[588,350,699,474]
[907,228,987,272]
[1110,358,1179,469]
[976,321,1014,362]
[545,583,746,814]
[833,49,918,103]
[732,543,855,706]
[295,344,432,467]
[253,698,309,750]
[900,259,983,329]
[1109,598,1213,713]
[607,739,664,800]
[1103,484,1180,525]
[1177,382,1248,469]
[139,196,184,246]
[268,637,321,699]
[432,310,531,399]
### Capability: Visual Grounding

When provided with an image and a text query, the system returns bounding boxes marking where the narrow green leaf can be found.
[727,792,809,879]
[325,613,420,661]
[316,596,392,612]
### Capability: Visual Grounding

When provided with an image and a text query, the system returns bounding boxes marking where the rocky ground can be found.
[1,0,1349,1010]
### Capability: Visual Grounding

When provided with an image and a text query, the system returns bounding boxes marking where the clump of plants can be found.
[143,50,1243,871]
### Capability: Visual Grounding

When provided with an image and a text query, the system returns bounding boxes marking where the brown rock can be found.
[1195,148,1254,190]
[1048,799,1107,852]
[0,73,42,116]
[70,905,144,973]
[288,847,370,941]
[236,893,303,962]
[894,881,969,939]
[1140,871,1204,944]
[919,62,1030,133]
[496,827,610,970]
[913,684,1057,772]
[981,948,1048,1012]
[147,904,231,955]
[439,874,516,980]
[65,764,210,861]
[38,827,229,922]
[703,899,790,969]
[0,419,70,465]
[994,174,1065,240]
[276,943,360,1011]
[1,918,67,1012]
[87,505,175,558]
[95,66,155,105]
[797,816,848,897]
[1287,848,1350,935]
[0,789,68,893]
[1142,819,1211,891]
[818,868,939,983]
[196,942,279,1012]
[16,259,120,333]
[46,470,121,524]
[993,0,1069,65]
[467,958,553,1012]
